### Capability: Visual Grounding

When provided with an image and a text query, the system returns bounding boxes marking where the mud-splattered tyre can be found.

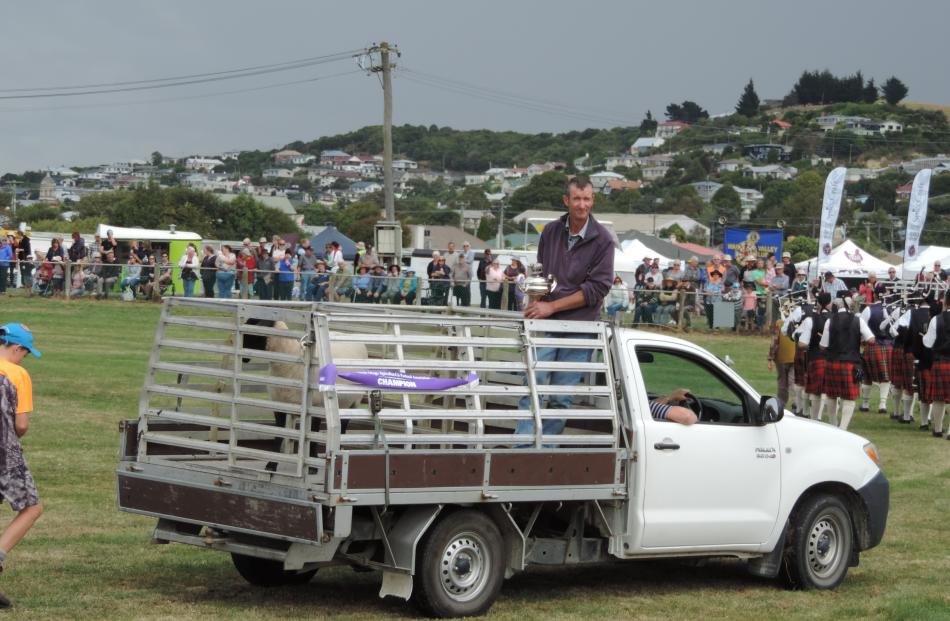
[231,553,318,587]
[412,510,504,618]
[783,494,854,589]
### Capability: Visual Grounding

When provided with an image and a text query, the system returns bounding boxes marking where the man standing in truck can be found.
[517,175,614,437]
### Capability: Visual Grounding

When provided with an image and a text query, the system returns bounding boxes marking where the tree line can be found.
[784,70,908,107]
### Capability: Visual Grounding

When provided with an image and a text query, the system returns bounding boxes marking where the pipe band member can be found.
[819,300,875,430]
[859,298,894,414]
[922,289,950,437]
[797,292,832,421]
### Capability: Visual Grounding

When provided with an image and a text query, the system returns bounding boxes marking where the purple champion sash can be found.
[319,363,478,391]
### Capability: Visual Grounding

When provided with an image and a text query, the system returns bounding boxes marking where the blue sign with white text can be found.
[723,228,783,260]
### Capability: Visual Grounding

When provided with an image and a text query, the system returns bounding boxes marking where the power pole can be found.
[365,42,401,261]
[9,181,16,217]
[458,200,467,232]
[380,42,396,222]
[496,202,506,249]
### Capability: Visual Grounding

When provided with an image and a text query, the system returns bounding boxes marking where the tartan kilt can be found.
[926,359,950,403]
[917,366,933,404]
[793,349,808,387]
[823,360,861,401]
[806,357,826,395]
[861,342,891,384]
[890,349,915,391]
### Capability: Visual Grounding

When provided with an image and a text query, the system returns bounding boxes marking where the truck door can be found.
[631,344,781,549]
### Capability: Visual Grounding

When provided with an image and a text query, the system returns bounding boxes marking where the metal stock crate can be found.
[119,299,630,538]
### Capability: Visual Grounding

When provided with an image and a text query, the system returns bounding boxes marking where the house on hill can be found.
[39,174,57,203]
[742,164,798,181]
[895,182,913,201]
[604,179,643,195]
[185,157,224,172]
[742,143,793,162]
[263,168,294,179]
[605,153,638,170]
[273,149,302,164]
[511,209,709,239]
[409,225,494,252]
[589,171,626,191]
[630,136,665,155]
[320,150,351,169]
[656,121,690,139]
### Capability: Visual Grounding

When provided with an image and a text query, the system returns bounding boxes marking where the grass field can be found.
[905,101,950,123]
[0,297,948,620]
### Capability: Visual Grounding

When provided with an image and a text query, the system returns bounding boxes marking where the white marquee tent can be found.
[613,239,673,283]
[795,239,896,279]
[899,245,950,277]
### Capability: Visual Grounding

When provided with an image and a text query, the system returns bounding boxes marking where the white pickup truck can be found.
[117,299,888,617]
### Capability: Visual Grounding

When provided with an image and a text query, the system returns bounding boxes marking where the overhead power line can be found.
[0,69,363,113]
[0,48,363,100]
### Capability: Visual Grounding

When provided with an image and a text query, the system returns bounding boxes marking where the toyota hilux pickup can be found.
[117,298,888,617]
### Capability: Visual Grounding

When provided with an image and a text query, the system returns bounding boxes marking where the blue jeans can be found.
[299,271,315,300]
[515,334,594,438]
[120,277,139,292]
[182,278,196,298]
[606,302,625,318]
[216,272,235,299]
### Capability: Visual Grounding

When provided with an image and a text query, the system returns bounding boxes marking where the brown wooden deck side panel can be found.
[489,452,617,487]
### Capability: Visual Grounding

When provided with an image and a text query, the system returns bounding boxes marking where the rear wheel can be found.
[231,553,318,587]
[783,494,854,589]
[412,510,504,618]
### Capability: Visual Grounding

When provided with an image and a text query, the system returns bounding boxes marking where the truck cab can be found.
[117,300,888,617]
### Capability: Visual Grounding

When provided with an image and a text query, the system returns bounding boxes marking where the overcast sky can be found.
[1,0,947,174]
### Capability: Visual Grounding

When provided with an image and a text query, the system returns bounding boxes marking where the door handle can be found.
[653,442,680,451]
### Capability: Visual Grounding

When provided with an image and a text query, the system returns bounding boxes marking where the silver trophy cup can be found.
[519,263,557,303]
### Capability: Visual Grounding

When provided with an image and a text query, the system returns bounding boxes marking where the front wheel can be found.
[412,510,504,618]
[783,494,854,589]
[231,553,318,587]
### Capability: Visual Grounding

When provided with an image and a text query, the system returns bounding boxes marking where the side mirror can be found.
[756,396,784,425]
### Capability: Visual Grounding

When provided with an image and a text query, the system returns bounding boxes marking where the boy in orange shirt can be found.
[0,323,44,608]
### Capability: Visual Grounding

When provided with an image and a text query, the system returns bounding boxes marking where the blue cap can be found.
[0,323,41,358]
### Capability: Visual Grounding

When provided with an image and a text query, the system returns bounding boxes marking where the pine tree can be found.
[862,78,879,103]
[639,110,657,134]
[735,79,760,117]
[881,77,908,106]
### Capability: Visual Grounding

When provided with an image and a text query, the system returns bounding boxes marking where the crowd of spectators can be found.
[0,230,177,300]
[607,251,806,331]
[3,230,945,335]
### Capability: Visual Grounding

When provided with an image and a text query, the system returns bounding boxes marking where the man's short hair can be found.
[564,175,593,196]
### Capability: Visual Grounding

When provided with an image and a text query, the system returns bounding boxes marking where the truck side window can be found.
[638,349,749,425]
